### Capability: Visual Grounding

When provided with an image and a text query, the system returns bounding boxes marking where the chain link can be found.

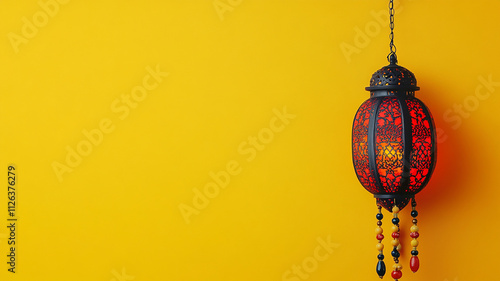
[387,0,397,64]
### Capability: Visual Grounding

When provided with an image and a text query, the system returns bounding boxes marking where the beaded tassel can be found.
[409,198,420,273]
[390,205,402,280]
[375,205,386,278]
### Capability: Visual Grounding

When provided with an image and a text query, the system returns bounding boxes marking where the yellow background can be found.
[0,0,499,280]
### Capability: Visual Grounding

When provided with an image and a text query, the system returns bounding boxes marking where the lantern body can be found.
[352,64,437,211]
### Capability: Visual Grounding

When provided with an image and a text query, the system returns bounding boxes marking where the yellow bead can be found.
[411,239,419,247]
[392,206,400,213]
[397,244,402,251]
[411,225,419,232]
[391,225,399,233]
[391,239,400,247]
[375,227,383,235]
[376,243,384,251]
[393,264,403,270]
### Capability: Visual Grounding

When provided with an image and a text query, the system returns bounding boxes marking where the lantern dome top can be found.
[365,63,420,92]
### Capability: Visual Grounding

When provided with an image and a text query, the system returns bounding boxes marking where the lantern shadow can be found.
[414,78,476,210]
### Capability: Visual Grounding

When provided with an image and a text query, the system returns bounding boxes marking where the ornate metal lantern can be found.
[351,1,437,280]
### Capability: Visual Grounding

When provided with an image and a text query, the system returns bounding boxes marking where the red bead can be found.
[391,270,403,279]
[376,234,384,240]
[392,232,400,238]
[410,232,420,238]
[410,256,420,272]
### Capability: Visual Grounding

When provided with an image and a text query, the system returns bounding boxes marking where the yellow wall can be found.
[0,0,498,280]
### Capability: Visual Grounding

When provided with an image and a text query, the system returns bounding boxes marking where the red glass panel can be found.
[352,99,377,193]
[375,98,403,193]
[406,99,433,192]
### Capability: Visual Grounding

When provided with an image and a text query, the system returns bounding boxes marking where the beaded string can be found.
[375,205,386,278]
[390,204,402,280]
[409,198,420,273]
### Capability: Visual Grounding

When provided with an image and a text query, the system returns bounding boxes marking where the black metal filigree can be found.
[366,65,419,91]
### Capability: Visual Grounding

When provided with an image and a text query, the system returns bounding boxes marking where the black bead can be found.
[376,213,383,220]
[378,254,384,260]
[376,260,386,278]
[411,250,419,256]
[392,218,400,224]
[391,250,400,258]
[411,210,418,217]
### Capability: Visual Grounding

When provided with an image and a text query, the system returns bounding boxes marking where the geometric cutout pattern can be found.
[375,98,403,193]
[352,99,377,193]
[352,95,436,210]
[369,65,418,88]
[406,98,434,192]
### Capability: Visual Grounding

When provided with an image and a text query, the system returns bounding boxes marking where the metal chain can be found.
[387,0,398,64]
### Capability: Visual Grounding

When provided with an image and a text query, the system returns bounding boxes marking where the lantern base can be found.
[374,194,413,212]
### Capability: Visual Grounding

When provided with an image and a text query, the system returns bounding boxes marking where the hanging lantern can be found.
[351,1,437,280]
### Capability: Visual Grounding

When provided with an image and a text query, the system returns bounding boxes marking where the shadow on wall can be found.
[415,78,478,211]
